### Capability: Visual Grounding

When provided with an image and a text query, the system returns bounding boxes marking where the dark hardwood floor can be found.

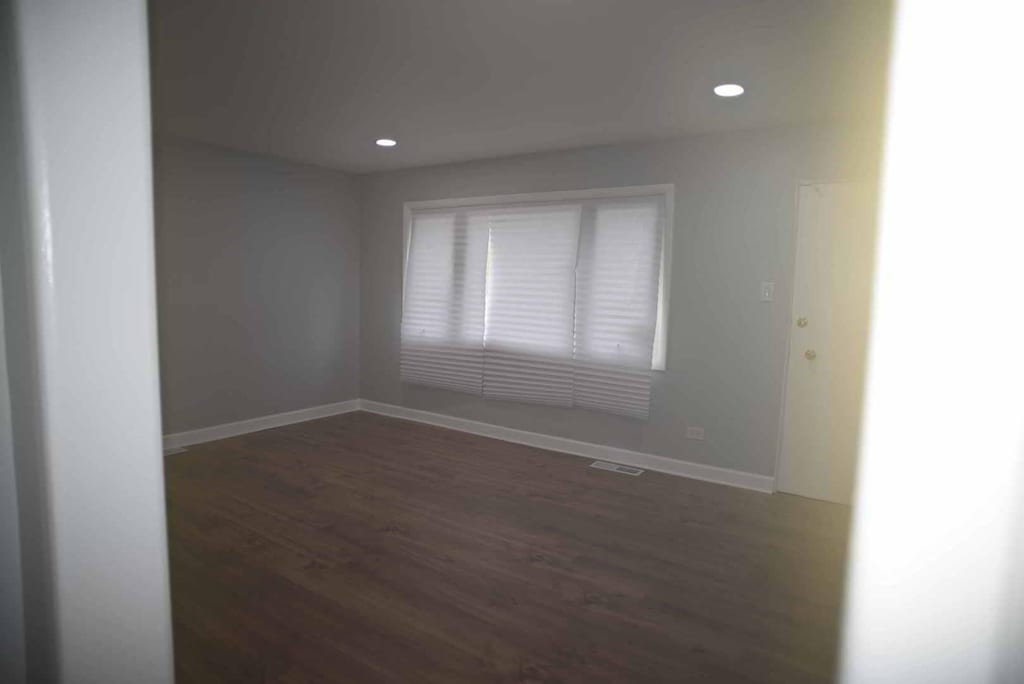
[166,411,850,683]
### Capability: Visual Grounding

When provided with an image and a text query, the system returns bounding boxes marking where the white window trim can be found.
[402,184,674,371]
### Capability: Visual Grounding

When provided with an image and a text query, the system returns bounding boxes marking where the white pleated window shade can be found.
[573,198,664,418]
[400,189,667,419]
[400,210,488,393]
[482,204,581,406]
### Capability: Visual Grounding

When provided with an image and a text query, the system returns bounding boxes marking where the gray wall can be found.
[1,1,36,679]
[0,266,26,684]
[154,138,361,433]
[360,125,879,477]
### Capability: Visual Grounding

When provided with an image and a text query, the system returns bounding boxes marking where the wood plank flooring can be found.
[165,411,850,683]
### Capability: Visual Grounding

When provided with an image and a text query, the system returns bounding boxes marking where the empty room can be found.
[5,1,1024,683]
[148,2,888,681]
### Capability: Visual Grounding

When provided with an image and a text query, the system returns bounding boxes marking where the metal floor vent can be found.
[164,446,188,456]
[590,460,644,476]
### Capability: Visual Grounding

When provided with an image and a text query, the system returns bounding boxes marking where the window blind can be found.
[400,210,488,393]
[573,198,664,418]
[483,204,580,406]
[401,189,667,419]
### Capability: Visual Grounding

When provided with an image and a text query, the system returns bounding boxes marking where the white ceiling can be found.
[151,0,891,174]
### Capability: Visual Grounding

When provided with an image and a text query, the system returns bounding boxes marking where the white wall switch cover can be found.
[760,281,775,302]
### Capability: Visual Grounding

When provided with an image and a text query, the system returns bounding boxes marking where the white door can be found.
[777,182,877,504]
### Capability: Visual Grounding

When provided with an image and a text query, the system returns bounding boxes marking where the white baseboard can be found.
[162,399,362,450]
[359,400,775,493]
[162,397,774,493]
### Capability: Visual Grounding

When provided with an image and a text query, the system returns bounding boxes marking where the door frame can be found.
[772,178,860,494]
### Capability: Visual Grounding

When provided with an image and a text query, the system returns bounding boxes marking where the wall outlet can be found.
[760,281,775,302]
[686,426,705,440]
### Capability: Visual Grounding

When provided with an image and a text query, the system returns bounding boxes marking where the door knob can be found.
[797,317,808,328]
[804,349,817,361]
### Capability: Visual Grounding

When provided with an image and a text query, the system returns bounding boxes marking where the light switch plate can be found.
[760,281,775,302]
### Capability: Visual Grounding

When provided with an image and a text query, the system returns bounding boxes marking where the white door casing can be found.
[777,182,877,504]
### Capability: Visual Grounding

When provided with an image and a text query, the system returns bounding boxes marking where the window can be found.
[401,185,672,419]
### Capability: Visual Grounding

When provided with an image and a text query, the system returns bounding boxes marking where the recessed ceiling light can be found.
[375,138,397,147]
[714,84,745,97]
